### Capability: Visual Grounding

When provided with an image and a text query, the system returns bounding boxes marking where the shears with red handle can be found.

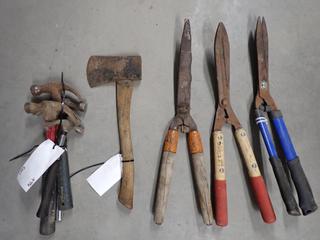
[212,22,276,226]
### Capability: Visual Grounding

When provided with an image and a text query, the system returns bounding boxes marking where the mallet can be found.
[86,56,141,209]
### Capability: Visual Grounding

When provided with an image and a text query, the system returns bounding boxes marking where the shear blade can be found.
[215,22,230,103]
[256,17,269,84]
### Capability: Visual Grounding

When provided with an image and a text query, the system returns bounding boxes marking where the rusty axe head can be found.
[86,56,141,87]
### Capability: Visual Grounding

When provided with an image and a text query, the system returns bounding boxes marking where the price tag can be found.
[17,140,65,192]
[87,154,122,196]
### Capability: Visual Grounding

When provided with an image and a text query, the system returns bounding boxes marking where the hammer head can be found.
[86,56,141,88]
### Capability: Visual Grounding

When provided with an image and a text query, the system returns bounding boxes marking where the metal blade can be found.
[214,22,230,107]
[256,17,269,93]
[176,19,192,115]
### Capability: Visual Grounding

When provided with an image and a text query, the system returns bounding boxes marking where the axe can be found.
[86,56,141,209]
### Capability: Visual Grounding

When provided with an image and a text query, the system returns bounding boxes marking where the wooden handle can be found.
[154,130,178,224]
[213,130,228,226]
[235,128,276,223]
[116,82,134,209]
[188,131,213,225]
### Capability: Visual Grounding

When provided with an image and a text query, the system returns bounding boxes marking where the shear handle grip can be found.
[213,131,227,226]
[271,110,317,215]
[287,158,318,215]
[154,130,178,225]
[188,131,213,225]
[235,128,276,224]
[250,176,276,223]
[269,156,300,215]
[255,110,300,215]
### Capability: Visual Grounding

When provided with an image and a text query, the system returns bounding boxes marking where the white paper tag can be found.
[87,154,123,196]
[17,140,65,192]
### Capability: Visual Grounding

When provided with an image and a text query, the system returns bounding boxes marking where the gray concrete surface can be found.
[0,0,320,239]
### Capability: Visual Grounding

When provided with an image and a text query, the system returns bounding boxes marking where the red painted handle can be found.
[46,126,58,141]
[214,180,228,226]
[250,176,276,223]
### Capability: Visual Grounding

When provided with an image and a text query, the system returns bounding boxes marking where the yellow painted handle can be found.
[213,131,225,180]
[235,128,261,177]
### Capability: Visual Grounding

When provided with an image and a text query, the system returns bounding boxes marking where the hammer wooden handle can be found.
[154,130,178,224]
[235,128,276,224]
[213,130,228,226]
[117,82,134,209]
[188,131,213,225]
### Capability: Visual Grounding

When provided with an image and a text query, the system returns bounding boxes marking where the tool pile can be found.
[14,16,318,236]
[24,76,86,235]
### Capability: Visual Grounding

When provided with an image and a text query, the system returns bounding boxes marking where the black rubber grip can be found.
[269,157,300,215]
[37,162,59,218]
[287,157,318,215]
[39,178,57,235]
[57,150,73,210]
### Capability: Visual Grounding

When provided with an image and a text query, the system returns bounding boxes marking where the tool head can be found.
[176,19,192,115]
[255,17,277,110]
[170,19,197,133]
[86,56,141,88]
[213,22,241,130]
[214,22,230,107]
[30,85,41,96]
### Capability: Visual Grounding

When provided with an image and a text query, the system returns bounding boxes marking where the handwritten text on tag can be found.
[17,140,65,192]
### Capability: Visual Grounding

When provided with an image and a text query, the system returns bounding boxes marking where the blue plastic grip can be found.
[255,110,278,158]
[271,111,297,161]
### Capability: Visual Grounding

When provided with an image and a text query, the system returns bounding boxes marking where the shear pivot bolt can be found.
[261,80,267,89]
[221,98,228,107]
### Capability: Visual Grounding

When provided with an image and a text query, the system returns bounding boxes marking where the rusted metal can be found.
[31,81,86,112]
[255,17,277,111]
[24,101,82,128]
[86,56,141,87]
[154,19,213,226]
[86,55,142,209]
[169,19,197,133]
[213,22,241,131]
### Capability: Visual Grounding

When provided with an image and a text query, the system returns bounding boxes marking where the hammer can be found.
[86,56,141,209]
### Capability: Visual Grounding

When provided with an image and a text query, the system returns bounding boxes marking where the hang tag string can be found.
[8,144,39,162]
[53,72,66,149]
[69,162,105,178]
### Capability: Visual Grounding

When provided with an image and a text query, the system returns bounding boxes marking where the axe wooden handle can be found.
[117,82,134,209]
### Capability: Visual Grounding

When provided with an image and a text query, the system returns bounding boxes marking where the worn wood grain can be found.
[116,81,134,209]
[190,152,214,225]
[235,128,261,177]
[154,151,175,224]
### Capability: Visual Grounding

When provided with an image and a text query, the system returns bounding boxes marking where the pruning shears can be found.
[254,17,317,216]
[154,19,213,225]
[212,22,276,226]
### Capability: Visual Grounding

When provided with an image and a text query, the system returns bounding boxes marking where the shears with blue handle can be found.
[254,17,317,216]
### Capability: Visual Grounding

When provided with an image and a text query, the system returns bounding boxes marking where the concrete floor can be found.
[1,0,320,239]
